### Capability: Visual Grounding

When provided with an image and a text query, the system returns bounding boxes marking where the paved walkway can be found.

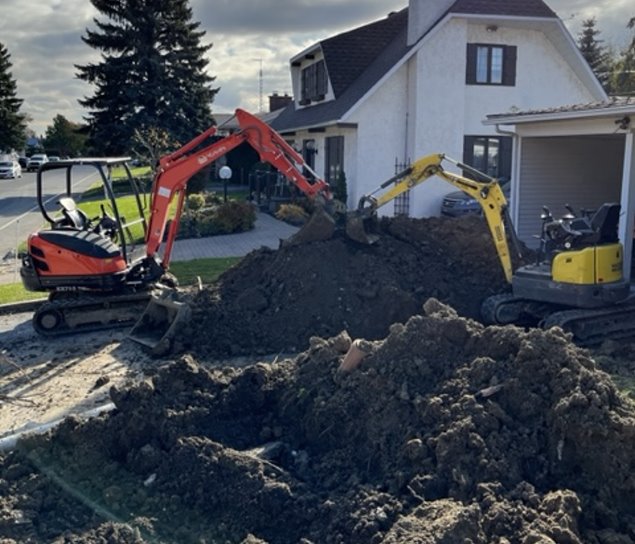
[0,212,299,286]
[169,211,299,261]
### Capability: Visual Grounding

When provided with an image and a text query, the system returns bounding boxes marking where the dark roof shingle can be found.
[322,9,408,98]
[449,0,557,18]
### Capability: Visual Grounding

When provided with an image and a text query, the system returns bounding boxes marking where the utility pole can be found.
[253,58,263,112]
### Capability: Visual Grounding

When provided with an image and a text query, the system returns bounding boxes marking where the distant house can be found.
[271,0,606,218]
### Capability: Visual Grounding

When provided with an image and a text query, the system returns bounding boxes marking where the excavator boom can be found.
[347,153,516,283]
[131,108,338,352]
[146,108,334,269]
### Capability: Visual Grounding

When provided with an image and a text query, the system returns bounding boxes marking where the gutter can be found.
[484,104,635,126]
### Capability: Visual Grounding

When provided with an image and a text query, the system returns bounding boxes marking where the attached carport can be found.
[484,97,635,279]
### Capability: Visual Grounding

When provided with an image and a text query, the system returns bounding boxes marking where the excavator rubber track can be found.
[32,291,153,337]
[540,301,635,345]
[482,292,635,346]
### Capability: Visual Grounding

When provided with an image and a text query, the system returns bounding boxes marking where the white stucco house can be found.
[270,0,607,219]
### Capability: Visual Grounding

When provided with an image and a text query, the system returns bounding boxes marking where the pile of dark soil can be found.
[1,301,634,543]
[180,215,514,358]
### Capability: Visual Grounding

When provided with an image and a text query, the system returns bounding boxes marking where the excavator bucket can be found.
[345,213,378,245]
[284,207,336,246]
[128,291,191,356]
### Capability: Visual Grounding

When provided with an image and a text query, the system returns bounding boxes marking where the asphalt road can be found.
[0,167,99,259]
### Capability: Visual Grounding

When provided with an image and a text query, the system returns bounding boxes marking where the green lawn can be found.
[79,194,148,243]
[169,256,241,285]
[0,256,241,305]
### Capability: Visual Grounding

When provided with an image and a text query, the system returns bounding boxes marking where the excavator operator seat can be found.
[57,197,90,230]
[590,202,620,245]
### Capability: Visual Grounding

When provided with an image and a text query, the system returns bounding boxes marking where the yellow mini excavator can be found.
[347,153,635,345]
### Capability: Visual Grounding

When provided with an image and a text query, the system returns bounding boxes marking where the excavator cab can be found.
[20,158,152,335]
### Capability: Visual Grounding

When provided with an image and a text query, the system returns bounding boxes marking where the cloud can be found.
[190,0,406,34]
[549,0,633,49]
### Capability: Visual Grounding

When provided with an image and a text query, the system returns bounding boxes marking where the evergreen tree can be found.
[43,114,87,157]
[0,42,27,153]
[76,0,218,154]
[577,18,613,91]
[611,17,635,95]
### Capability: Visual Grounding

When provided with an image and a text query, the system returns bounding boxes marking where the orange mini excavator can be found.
[21,109,337,341]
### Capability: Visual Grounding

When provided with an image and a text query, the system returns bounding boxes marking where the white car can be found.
[0,160,22,179]
[26,154,48,172]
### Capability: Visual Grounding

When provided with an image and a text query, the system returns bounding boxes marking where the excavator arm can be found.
[145,108,333,268]
[348,153,515,283]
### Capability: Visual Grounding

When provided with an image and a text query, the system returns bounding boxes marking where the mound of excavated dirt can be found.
[1,301,634,543]
[179,215,514,358]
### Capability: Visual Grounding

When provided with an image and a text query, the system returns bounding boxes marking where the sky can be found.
[0,0,633,137]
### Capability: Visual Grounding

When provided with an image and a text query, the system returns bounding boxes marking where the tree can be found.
[577,18,613,91]
[132,125,183,169]
[76,0,218,155]
[43,114,87,157]
[0,42,27,153]
[610,17,635,95]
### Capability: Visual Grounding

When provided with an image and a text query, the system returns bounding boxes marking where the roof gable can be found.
[273,0,598,133]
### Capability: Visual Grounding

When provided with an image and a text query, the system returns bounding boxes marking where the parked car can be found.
[26,154,48,172]
[48,156,61,162]
[0,159,22,179]
[441,179,510,217]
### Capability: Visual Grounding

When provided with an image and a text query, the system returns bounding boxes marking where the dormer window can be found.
[466,44,517,86]
[300,60,327,105]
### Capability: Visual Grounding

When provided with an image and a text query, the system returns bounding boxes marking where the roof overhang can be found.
[484,103,635,126]
[290,44,323,66]
[278,121,358,135]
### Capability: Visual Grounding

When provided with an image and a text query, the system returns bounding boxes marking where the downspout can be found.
[404,59,410,164]
[494,123,520,233]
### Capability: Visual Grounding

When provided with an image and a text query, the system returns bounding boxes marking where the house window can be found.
[463,136,512,180]
[300,60,328,104]
[466,44,516,86]
[325,136,344,184]
[302,139,316,170]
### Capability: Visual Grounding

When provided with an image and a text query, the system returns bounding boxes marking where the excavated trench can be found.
[0,215,634,543]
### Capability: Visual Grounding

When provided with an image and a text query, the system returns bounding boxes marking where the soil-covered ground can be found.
[0,215,634,543]
[179,215,516,357]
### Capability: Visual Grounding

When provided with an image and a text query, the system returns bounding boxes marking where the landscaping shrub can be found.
[177,200,256,239]
[275,203,309,225]
[187,193,206,211]
[205,192,223,205]
[212,201,256,233]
